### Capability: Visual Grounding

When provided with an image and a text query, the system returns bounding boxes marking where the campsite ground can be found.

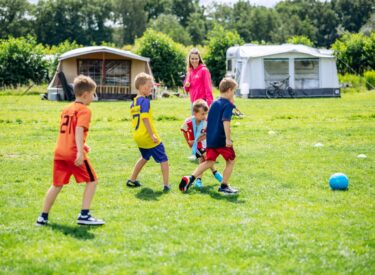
[0,88,374,273]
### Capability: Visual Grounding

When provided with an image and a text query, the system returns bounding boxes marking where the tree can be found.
[171,0,199,27]
[149,14,192,45]
[135,29,185,87]
[0,36,48,87]
[0,0,33,39]
[186,11,207,46]
[287,35,314,46]
[145,0,172,22]
[205,25,244,86]
[113,0,147,44]
[332,32,375,74]
[332,0,374,33]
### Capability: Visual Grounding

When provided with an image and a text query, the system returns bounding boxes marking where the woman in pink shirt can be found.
[184,48,214,108]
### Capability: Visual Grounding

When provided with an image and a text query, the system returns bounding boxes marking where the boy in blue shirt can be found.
[179,77,239,194]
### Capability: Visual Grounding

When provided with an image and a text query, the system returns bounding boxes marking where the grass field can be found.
[0,89,374,274]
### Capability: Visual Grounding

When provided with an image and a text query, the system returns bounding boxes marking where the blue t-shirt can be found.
[206,98,235,148]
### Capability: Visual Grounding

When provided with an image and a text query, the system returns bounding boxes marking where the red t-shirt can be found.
[180,117,207,149]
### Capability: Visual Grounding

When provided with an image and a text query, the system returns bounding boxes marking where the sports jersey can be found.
[54,102,91,161]
[206,97,235,148]
[130,96,160,149]
[180,116,207,149]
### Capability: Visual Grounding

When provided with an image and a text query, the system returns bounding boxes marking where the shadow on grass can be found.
[188,184,245,204]
[135,187,166,201]
[49,223,98,240]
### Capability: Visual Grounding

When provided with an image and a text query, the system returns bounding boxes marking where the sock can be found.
[212,170,218,175]
[81,209,89,216]
[41,212,48,220]
[197,178,201,181]
[221,183,228,188]
[189,175,196,183]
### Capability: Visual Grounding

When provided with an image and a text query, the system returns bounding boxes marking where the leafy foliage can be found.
[0,36,48,87]
[364,71,375,90]
[135,29,185,87]
[205,25,244,86]
[287,36,314,47]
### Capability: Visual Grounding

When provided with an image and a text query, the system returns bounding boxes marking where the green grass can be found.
[0,90,374,274]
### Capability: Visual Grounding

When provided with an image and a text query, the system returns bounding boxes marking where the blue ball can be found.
[329,173,349,190]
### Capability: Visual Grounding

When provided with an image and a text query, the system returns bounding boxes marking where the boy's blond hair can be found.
[135,72,153,89]
[219,77,237,93]
[192,99,208,113]
[73,75,97,96]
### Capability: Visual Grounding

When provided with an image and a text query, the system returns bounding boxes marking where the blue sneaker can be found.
[213,171,223,183]
[195,178,203,188]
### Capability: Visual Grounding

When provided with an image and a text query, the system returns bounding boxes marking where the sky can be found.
[28,0,282,8]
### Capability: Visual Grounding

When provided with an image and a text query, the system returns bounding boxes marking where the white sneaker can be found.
[77,213,105,226]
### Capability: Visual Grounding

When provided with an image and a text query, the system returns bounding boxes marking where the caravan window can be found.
[294,58,319,89]
[227,60,232,72]
[264,58,289,85]
[78,59,131,86]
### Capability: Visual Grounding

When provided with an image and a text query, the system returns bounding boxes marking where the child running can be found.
[179,77,239,195]
[180,99,223,188]
[127,73,170,191]
[36,75,104,226]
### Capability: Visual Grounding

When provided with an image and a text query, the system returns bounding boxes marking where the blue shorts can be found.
[139,143,168,163]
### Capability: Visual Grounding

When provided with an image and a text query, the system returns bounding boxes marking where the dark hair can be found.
[192,99,208,113]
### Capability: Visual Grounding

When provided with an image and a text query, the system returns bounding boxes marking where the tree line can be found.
[0,0,374,47]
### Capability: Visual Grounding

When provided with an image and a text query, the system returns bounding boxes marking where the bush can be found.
[287,36,314,46]
[0,36,48,88]
[205,25,244,86]
[135,29,185,88]
[364,71,375,90]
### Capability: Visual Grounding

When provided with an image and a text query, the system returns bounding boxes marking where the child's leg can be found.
[222,159,235,184]
[42,185,63,213]
[192,160,215,178]
[130,157,148,181]
[160,161,169,185]
[82,180,98,210]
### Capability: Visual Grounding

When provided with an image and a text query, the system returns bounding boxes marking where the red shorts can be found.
[206,147,236,161]
[53,159,97,186]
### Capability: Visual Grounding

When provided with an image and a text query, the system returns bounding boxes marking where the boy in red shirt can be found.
[180,99,222,188]
[36,75,104,226]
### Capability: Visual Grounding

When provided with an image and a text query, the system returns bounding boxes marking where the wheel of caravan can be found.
[265,88,275,99]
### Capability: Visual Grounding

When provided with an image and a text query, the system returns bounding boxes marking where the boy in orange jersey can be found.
[36,75,104,226]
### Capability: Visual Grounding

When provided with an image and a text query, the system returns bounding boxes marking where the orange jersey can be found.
[54,102,91,161]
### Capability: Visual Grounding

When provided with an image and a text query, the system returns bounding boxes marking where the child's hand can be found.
[74,152,84,166]
[152,134,159,143]
[84,144,91,153]
[185,81,190,88]
[226,138,233,147]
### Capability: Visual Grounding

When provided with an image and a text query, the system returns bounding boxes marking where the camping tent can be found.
[226,44,340,98]
[47,46,153,100]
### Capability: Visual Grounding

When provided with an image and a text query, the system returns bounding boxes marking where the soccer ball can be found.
[329,173,349,190]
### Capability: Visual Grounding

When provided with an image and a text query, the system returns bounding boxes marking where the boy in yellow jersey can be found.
[127,73,170,191]
[36,75,104,226]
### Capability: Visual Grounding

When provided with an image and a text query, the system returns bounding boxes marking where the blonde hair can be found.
[219,77,237,93]
[186,48,204,72]
[73,75,96,96]
[135,72,153,89]
[192,99,208,113]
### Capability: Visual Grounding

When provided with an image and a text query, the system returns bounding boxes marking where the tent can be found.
[47,46,153,100]
[226,44,340,98]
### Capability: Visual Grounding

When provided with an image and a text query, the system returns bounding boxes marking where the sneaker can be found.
[194,178,203,188]
[35,216,48,226]
[77,213,105,226]
[179,176,193,193]
[163,185,171,192]
[218,185,238,195]
[213,172,223,183]
[126,179,142,188]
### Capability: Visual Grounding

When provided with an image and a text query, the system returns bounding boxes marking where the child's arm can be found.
[143,117,159,143]
[223,121,233,147]
[75,126,85,166]
[182,131,194,147]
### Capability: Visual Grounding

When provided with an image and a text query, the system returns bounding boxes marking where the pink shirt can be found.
[184,64,214,107]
